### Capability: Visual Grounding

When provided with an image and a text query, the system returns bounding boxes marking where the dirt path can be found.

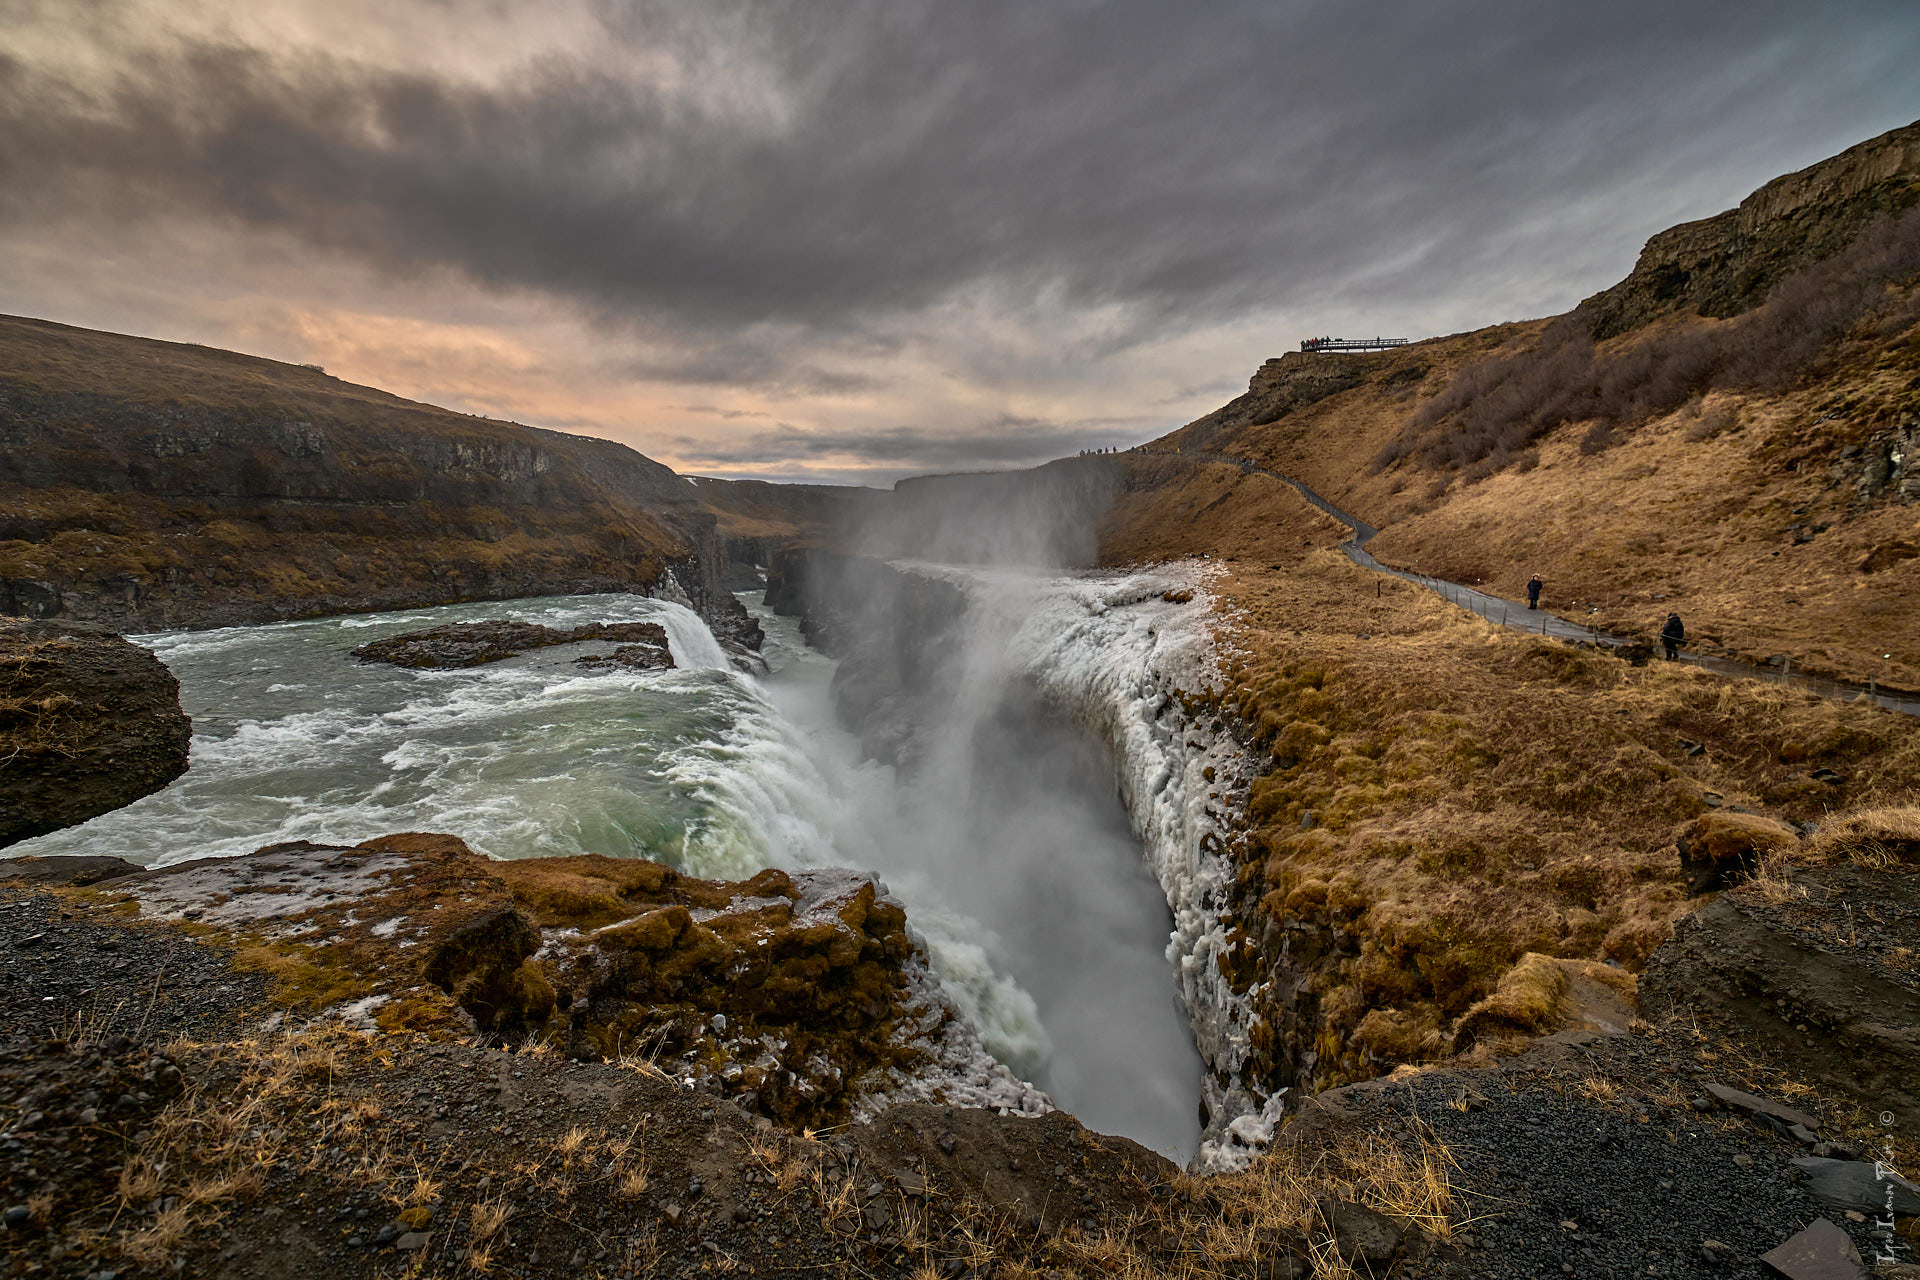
[1154,449,1920,718]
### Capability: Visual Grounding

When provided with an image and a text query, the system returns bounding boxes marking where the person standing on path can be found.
[1526,574,1543,610]
[1661,612,1685,660]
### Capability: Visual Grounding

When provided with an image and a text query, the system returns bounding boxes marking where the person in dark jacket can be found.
[1526,574,1543,610]
[1661,612,1684,660]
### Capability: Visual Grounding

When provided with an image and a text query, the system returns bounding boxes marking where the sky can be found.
[2,2,1918,487]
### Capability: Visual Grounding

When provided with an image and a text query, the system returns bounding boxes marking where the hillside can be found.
[1062,117,1920,1107]
[0,315,755,635]
[1167,116,1920,693]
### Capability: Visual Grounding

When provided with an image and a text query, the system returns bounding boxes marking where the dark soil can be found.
[350,620,674,669]
[0,620,191,850]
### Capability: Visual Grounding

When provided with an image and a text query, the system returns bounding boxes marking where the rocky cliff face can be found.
[856,456,1124,568]
[1577,117,1920,339]
[2,833,1046,1128]
[0,619,190,848]
[0,315,754,641]
[1178,351,1420,449]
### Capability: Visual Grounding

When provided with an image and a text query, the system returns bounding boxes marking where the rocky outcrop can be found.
[1180,351,1384,449]
[1640,864,1920,1129]
[3,834,1046,1130]
[0,620,190,848]
[1832,416,1920,517]
[350,619,673,670]
[0,314,757,643]
[1576,118,1920,339]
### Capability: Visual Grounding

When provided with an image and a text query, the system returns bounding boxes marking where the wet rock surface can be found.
[351,618,674,669]
[0,619,191,849]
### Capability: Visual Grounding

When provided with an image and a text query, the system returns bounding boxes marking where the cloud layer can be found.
[3,0,1917,484]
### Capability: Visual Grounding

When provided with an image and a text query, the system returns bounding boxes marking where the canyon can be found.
[3,117,1920,1278]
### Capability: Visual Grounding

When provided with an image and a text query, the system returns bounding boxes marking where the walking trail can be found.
[1150,449,1920,718]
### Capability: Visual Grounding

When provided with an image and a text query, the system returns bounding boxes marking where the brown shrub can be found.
[1377,204,1920,477]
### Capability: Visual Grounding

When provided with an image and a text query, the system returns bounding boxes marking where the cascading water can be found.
[16,563,1253,1165]
[748,587,1207,1158]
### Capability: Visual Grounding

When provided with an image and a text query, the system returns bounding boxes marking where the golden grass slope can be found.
[1161,291,1920,692]
[1095,459,1920,1088]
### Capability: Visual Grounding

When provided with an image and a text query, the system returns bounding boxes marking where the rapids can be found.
[14,574,1229,1162]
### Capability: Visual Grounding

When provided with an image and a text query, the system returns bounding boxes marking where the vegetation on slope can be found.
[1097,458,1920,1093]
[1163,150,1920,690]
[1105,121,1920,1099]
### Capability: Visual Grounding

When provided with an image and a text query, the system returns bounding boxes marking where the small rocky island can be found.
[352,619,676,671]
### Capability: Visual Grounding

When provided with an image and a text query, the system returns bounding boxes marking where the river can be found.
[15,578,1206,1160]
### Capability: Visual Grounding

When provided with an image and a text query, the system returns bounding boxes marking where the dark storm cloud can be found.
[5,0,1917,382]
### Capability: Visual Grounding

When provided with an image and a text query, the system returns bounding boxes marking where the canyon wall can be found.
[0,315,754,641]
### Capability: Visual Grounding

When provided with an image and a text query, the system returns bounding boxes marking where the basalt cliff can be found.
[0,315,761,643]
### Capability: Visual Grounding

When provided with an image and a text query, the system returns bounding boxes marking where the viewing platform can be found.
[1299,336,1409,352]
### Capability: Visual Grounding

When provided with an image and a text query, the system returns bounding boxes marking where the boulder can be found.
[0,620,191,848]
[1317,1198,1403,1266]
[1758,1216,1868,1280]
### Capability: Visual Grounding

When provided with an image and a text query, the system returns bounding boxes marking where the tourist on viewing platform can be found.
[1526,574,1543,610]
[1661,612,1685,661]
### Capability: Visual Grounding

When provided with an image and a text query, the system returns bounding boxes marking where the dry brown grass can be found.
[1802,804,1920,867]
[469,1197,512,1242]
[1178,307,1920,690]
[1452,953,1570,1048]
[1745,849,1812,906]
[1096,456,1920,1086]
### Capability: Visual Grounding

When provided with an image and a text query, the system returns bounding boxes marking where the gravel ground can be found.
[1320,1032,1908,1280]
[1,890,272,1044]
[1750,865,1920,992]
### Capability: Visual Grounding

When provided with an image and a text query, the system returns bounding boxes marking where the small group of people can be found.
[1524,573,1685,659]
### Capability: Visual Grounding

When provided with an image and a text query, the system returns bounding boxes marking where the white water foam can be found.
[893,560,1269,1170]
